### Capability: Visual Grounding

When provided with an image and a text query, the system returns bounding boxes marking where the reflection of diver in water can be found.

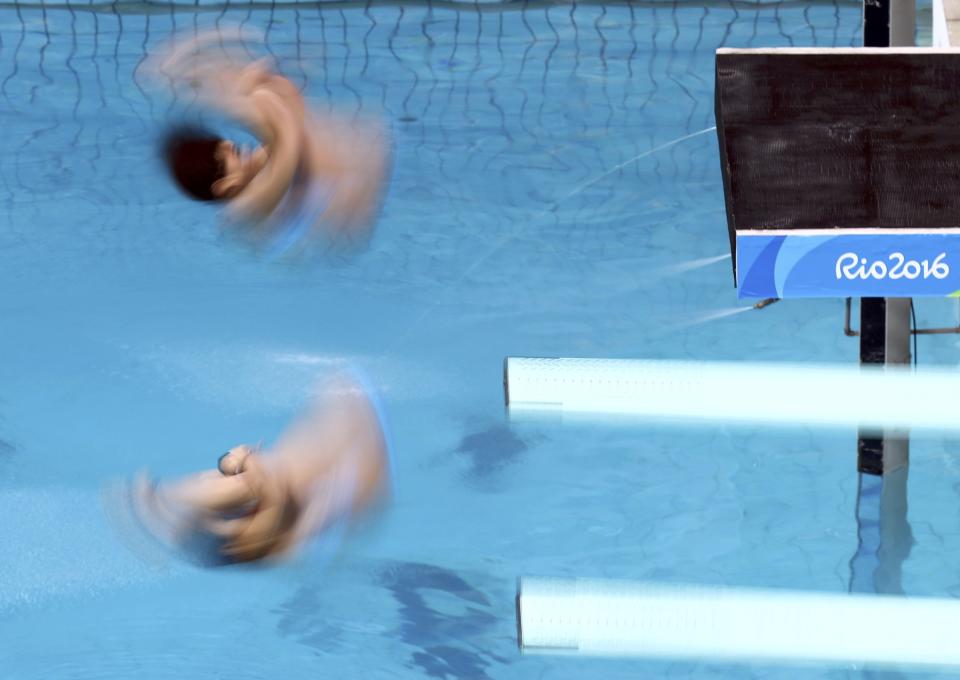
[151,28,390,255]
[112,372,392,565]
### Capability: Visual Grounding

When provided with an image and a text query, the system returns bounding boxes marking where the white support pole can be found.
[933,0,950,46]
[891,0,917,46]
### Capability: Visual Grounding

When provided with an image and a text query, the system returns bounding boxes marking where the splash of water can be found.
[666,305,754,331]
[387,126,720,353]
[653,253,731,277]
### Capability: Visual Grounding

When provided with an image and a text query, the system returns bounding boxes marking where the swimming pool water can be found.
[1,1,959,678]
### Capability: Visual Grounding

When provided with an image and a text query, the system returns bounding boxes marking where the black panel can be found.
[716,50,960,260]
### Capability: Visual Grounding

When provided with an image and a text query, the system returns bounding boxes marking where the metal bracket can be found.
[844,297,960,337]
[753,298,780,310]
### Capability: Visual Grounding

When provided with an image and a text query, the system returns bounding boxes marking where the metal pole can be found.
[848,0,917,612]
[857,0,915,476]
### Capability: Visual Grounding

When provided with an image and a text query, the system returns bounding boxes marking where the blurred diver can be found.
[150,28,391,256]
[110,371,392,566]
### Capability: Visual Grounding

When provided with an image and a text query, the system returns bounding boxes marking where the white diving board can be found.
[517,577,960,670]
[504,357,960,432]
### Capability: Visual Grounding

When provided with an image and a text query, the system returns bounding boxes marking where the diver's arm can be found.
[260,74,308,132]
[151,28,269,99]
[161,470,257,513]
[224,88,304,222]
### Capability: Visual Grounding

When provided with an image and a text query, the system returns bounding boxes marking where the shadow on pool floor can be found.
[456,421,542,492]
[274,559,510,679]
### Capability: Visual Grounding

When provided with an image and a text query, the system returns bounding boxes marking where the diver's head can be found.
[218,444,257,476]
[162,126,227,202]
[163,125,266,201]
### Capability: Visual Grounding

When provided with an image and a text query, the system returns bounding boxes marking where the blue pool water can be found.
[1,1,959,678]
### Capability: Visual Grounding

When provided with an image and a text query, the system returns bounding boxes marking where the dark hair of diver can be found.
[217,450,234,476]
[162,125,227,202]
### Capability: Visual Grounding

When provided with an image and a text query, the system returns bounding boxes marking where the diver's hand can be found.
[147,27,274,101]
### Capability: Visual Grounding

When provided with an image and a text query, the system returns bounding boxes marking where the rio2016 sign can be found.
[716,49,960,302]
[835,252,949,281]
[736,231,960,298]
